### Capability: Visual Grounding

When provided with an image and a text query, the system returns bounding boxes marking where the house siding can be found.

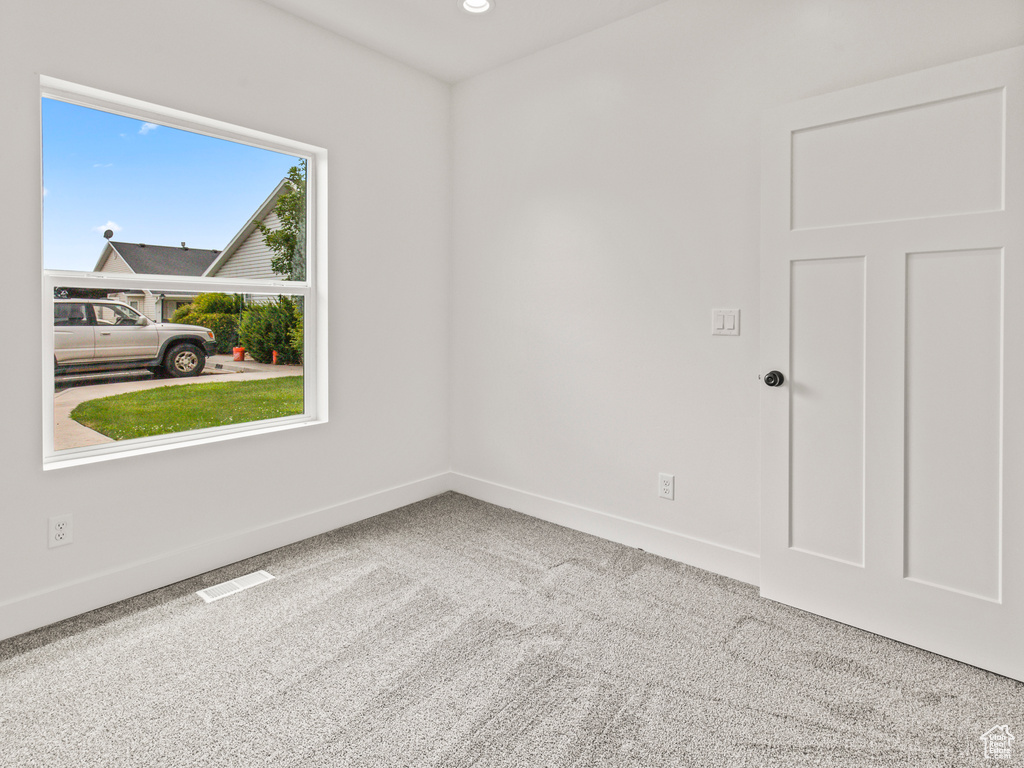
[98,250,134,274]
[139,294,160,321]
[104,292,196,322]
[105,292,156,320]
[210,210,283,280]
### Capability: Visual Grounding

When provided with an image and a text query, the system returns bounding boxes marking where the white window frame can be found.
[41,76,328,470]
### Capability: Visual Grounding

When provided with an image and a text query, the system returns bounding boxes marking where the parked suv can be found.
[54,299,217,378]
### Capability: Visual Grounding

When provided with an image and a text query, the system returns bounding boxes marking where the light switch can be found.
[712,309,740,336]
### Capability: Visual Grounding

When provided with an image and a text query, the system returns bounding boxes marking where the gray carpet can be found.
[1,492,1020,767]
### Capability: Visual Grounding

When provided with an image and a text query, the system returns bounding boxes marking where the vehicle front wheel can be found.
[164,343,206,378]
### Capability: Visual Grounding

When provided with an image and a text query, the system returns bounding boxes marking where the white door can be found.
[760,46,1024,681]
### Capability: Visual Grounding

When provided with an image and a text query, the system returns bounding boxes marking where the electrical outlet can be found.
[658,473,675,500]
[48,514,73,548]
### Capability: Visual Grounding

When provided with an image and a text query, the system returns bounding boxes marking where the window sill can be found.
[43,414,325,471]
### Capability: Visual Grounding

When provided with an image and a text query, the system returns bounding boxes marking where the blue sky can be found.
[43,98,299,272]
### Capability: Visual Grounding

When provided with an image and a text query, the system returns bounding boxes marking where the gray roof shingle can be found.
[110,242,220,276]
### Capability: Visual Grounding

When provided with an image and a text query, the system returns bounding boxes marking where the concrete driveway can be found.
[53,355,303,451]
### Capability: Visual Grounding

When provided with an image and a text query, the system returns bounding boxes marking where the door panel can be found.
[905,248,1002,601]
[92,326,161,360]
[761,46,1024,681]
[790,88,1004,230]
[789,256,865,566]
[91,303,160,361]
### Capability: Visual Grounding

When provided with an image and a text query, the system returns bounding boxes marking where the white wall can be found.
[6,0,1024,640]
[0,0,451,638]
[450,0,1024,581]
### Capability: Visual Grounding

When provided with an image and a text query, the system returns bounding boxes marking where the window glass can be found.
[43,81,321,466]
[54,302,90,326]
[42,98,306,279]
[92,303,146,325]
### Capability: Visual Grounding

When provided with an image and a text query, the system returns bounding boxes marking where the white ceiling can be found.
[256,0,673,82]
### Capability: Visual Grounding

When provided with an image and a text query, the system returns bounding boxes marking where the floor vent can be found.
[196,570,275,603]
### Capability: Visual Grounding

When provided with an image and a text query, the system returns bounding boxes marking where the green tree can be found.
[257,160,307,281]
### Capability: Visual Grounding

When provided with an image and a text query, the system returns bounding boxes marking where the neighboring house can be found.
[95,241,221,320]
[203,178,289,281]
[95,178,291,320]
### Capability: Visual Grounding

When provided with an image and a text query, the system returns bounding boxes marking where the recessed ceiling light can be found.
[461,0,492,13]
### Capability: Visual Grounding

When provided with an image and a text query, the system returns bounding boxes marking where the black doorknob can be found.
[763,370,785,387]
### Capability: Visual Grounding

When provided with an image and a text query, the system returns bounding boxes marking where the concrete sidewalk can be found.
[53,355,304,451]
[205,353,303,376]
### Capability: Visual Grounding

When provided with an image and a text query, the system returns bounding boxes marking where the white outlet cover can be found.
[658,473,675,500]
[48,514,73,548]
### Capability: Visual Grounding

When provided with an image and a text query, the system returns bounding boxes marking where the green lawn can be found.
[71,376,304,441]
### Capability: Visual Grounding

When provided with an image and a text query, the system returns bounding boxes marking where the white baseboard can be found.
[0,472,451,643]
[449,473,760,586]
[1,471,760,643]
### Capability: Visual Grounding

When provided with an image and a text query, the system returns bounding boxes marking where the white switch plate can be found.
[712,309,740,336]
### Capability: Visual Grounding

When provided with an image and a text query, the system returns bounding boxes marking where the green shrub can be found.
[194,314,239,354]
[238,297,301,364]
[191,292,239,314]
[170,304,193,323]
[289,313,304,357]
[169,309,237,354]
[169,294,241,354]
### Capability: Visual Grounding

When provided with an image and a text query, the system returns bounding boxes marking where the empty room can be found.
[2,0,1023,765]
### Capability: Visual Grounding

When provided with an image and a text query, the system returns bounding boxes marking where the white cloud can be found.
[93,162,113,168]
[138,122,159,135]
[93,221,123,234]
[42,187,48,197]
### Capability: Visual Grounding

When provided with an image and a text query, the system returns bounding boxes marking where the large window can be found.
[42,77,326,468]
